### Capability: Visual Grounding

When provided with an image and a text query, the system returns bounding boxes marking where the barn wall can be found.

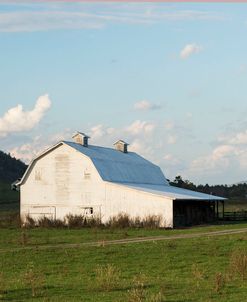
[102,182,173,228]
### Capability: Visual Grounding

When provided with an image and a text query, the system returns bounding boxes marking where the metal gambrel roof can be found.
[17,140,225,201]
[65,141,169,185]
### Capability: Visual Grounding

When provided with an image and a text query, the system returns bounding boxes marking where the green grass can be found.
[0,187,247,301]
[224,198,247,212]
[0,224,247,301]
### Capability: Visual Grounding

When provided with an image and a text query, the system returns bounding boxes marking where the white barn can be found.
[18,132,225,228]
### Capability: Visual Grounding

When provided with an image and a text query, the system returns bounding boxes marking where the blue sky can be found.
[0,1,247,185]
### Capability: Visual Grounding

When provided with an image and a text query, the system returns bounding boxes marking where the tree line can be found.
[170,175,247,199]
[0,151,27,183]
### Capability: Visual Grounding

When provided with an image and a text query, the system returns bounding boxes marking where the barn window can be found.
[84,170,91,179]
[82,207,93,216]
[35,169,42,181]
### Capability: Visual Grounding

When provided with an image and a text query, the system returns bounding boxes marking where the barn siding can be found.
[103,182,173,227]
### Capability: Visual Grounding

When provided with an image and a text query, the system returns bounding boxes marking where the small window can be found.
[84,170,91,179]
[35,169,42,181]
[84,207,93,216]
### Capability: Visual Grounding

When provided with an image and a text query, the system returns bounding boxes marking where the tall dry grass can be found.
[229,248,247,280]
[94,264,120,291]
[22,213,163,229]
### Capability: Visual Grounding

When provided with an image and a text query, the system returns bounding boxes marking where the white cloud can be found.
[90,124,105,139]
[164,121,174,130]
[9,136,49,163]
[9,129,72,163]
[134,100,161,111]
[190,145,235,172]
[0,4,225,33]
[180,43,203,59]
[10,143,41,163]
[228,130,247,145]
[90,124,116,141]
[164,154,180,165]
[0,95,51,138]
[126,120,156,135]
[167,135,177,145]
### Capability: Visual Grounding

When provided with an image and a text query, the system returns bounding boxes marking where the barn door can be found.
[29,206,56,220]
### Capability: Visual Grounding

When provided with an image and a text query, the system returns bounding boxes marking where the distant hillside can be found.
[0,150,27,183]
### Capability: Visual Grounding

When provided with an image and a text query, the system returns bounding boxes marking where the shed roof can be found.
[65,141,168,185]
[115,182,226,201]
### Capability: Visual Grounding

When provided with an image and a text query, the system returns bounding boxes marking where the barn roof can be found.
[64,141,169,185]
[114,182,226,201]
[17,140,225,201]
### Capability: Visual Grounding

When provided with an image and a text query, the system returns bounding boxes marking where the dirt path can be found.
[0,227,247,253]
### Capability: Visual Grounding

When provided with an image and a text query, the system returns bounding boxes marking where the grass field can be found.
[1,184,247,301]
[0,222,247,301]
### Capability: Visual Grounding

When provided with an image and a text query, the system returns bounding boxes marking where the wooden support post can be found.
[222,201,225,220]
[216,200,219,219]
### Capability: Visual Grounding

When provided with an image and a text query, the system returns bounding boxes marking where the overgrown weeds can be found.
[23,263,45,297]
[94,264,120,291]
[24,215,36,228]
[191,264,205,288]
[22,213,162,229]
[106,213,132,228]
[229,248,247,280]
[127,274,147,302]
[20,230,29,246]
[38,216,65,228]
[106,214,162,229]
[66,214,102,228]
[214,272,225,293]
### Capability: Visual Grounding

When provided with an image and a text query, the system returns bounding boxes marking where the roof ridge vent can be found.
[72,132,90,147]
[114,140,129,153]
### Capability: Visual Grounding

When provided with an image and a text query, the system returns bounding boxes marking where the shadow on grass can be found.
[87,283,153,294]
[174,220,247,230]
[0,286,58,301]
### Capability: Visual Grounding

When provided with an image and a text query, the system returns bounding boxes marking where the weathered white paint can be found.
[20,142,174,227]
